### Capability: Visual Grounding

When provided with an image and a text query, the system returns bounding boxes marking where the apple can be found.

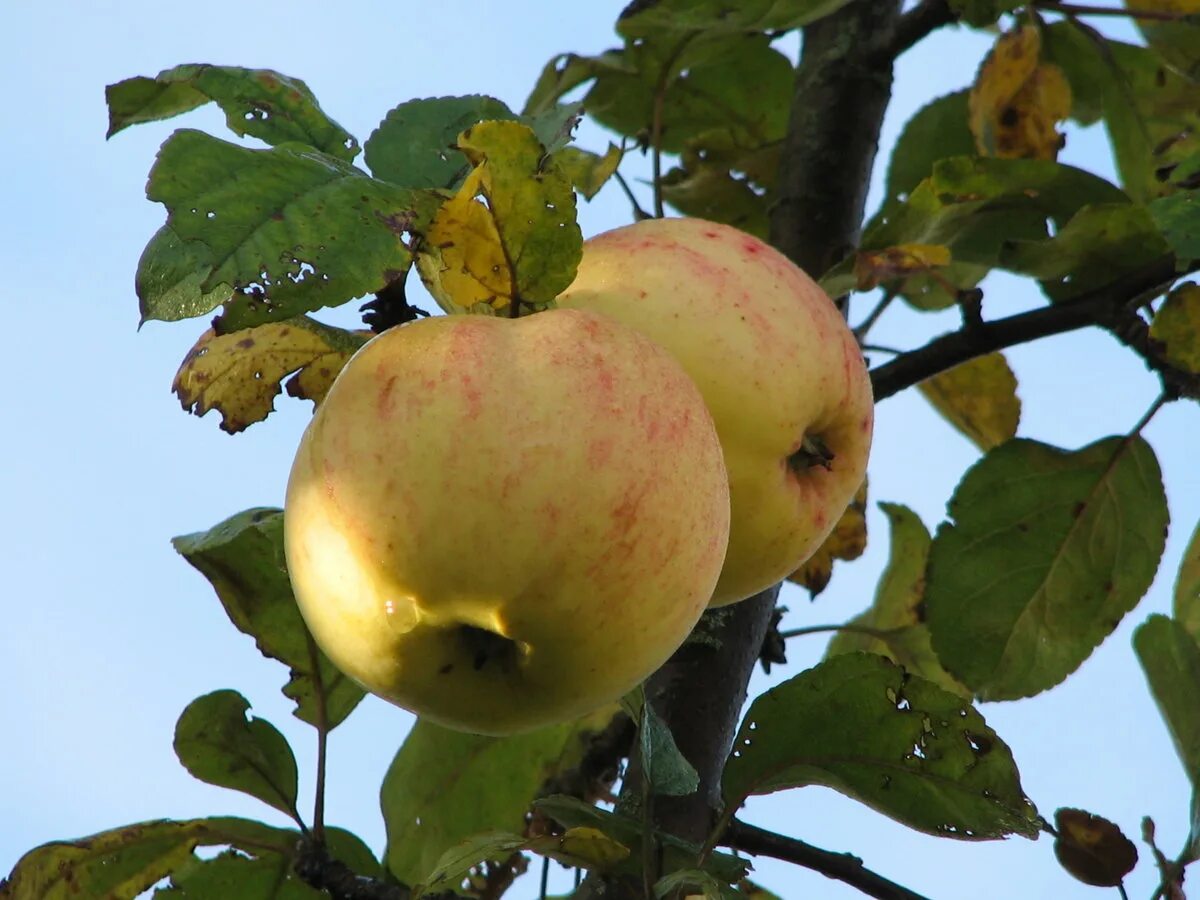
[557,217,873,606]
[284,308,730,735]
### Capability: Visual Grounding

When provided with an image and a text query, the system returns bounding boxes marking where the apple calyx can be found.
[789,434,836,473]
[457,624,526,673]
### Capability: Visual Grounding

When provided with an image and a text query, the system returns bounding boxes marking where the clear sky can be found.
[1,3,1194,898]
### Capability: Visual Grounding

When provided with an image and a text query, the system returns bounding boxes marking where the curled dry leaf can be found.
[788,479,868,596]
[1053,808,1138,887]
[970,25,1072,160]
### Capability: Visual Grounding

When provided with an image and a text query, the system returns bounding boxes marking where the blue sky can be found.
[1,2,1195,898]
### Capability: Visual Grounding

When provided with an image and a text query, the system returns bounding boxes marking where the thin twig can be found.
[778,623,901,641]
[650,35,694,219]
[613,170,652,222]
[854,289,898,340]
[1036,0,1200,22]
[722,820,933,900]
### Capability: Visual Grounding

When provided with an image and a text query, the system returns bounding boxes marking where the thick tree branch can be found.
[722,820,933,900]
[770,2,902,280]
[869,257,1200,402]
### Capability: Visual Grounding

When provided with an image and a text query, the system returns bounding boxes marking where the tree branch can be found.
[869,0,956,64]
[869,257,1200,402]
[722,820,933,900]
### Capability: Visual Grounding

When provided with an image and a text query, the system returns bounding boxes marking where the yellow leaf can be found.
[970,26,1072,160]
[788,479,868,596]
[918,352,1020,451]
[417,120,581,315]
[525,827,629,871]
[854,243,951,291]
[1150,282,1200,373]
[173,317,368,433]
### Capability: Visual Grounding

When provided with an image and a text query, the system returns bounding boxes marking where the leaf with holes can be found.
[926,437,1168,700]
[1135,615,1200,788]
[364,95,514,189]
[1000,202,1170,301]
[172,509,365,729]
[616,0,849,37]
[172,691,300,822]
[827,504,969,698]
[1176,520,1200,642]
[1053,808,1138,887]
[172,317,368,433]
[722,653,1038,839]
[136,225,233,325]
[147,129,434,333]
[854,243,951,291]
[1151,283,1200,373]
[106,65,358,160]
[381,712,614,887]
[789,480,868,597]
[918,353,1020,452]
[416,120,580,314]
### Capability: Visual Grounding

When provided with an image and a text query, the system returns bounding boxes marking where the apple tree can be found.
[4,1,1200,898]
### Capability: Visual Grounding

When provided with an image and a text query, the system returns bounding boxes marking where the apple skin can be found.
[557,217,873,606]
[284,308,730,735]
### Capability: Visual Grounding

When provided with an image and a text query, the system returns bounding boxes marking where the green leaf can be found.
[1135,615,1200,788]
[822,156,1133,298]
[948,0,1024,27]
[1127,2,1200,83]
[381,712,615,886]
[106,65,358,160]
[147,129,433,333]
[722,653,1039,839]
[1042,22,1200,202]
[999,202,1171,301]
[661,162,770,240]
[556,145,623,201]
[136,225,233,325]
[641,704,700,797]
[172,508,365,727]
[522,51,631,117]
[0,818,306,900]
[533,795,750,884]
[826,503,969,697]
[524,101,583,155]
[1150,190,1200,263]
[415,831,526,896]
[173,690,301,821]
[364,95,514,189]
[926,437,1168,700]
[585,34,793,156]
[616,0,850,37]
[884,91,975,208]
[1150,283,1200,374]
[153,850,319,898]
[654,869,740,900]
[1176,519,1200,642]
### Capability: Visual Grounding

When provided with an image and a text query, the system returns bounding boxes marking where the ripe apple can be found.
[284,308,730,735]
[557,217,873,606]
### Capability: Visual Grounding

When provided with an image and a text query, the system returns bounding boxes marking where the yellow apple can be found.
[557,217,873,606]
[284,308,730,735]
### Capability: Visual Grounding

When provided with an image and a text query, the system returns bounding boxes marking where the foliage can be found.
[8,2,1200,899]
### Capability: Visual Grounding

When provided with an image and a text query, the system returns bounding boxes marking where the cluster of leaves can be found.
[7,0,1200,898]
